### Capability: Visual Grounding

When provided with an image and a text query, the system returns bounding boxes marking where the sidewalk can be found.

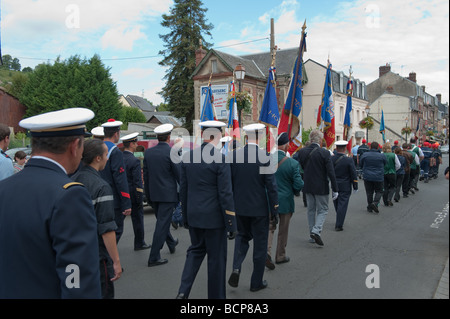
[434,258,449,299]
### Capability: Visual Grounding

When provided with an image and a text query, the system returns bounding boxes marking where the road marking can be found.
[430,203,449,229]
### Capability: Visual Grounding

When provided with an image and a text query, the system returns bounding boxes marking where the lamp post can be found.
[365,105,371,141]
[235,63,246,126]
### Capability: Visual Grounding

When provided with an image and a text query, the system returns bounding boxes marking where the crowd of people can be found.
[0,110,448,300]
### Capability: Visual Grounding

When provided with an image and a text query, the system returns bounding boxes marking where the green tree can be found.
[120,106,147,130]
[159,0,213,131]
[5,72,29,98]
[20,55,122,130]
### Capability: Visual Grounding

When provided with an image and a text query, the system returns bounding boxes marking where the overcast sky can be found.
[2,0,449,105]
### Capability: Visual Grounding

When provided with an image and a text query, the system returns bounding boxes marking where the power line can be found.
[13,37,271,63]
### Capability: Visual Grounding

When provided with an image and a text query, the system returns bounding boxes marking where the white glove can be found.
[332,192,339,201]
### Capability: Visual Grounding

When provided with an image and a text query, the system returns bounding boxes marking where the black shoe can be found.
[310,233,324,246]
[148,259,168,267]
[250,280,268,292]
[410,189,415,194]
[275,257,290,264]
[171,221,178,230]
[388,201,393,207]
[414,187,419,191]
[134,243,151,251]
[394,199,399,202]
[367,205,373,213]
[228,270,240,288]
[335,226,344,231]
[403,194,408,198]
[370,203,379,213]
[169,238,179,254]
[265,255,275,270]
[176,293,187,299]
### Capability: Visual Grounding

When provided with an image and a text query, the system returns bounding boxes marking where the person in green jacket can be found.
[382,143,401,206]
[267,133,304,270]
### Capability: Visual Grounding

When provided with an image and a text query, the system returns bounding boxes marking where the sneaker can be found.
[371,203,379,213]
[310,233,324,246]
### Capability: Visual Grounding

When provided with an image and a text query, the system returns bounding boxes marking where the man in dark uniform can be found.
[0,108,101,299]
[228,123,279,292]
[100,119,132,243]
[332,141,358,231]
[144,124,180,267]
[121,133,151,251]
[176,121,236,299]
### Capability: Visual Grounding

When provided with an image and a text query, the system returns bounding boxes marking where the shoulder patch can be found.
[63,182,84,189]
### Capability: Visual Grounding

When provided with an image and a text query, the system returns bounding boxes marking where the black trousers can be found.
[364,180,384,207]
[178,227,228,299]
[333,190,351,228]
[383,173,396,204]
[394,174,404,201]
[232,215,269,289]
[148,202,178,263]
[100,258,115,299]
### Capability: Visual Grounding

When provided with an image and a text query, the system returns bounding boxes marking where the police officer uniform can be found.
[177,121,236,299]
[228,123,279,292]
[121,133,150,251]
[0,108,101,299]
[144,124,180,267]
[100,120,131,243]
[332,141,358,231]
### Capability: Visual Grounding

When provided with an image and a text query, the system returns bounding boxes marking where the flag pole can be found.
[287,20,307,140]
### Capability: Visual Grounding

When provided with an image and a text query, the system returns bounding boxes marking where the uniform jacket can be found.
[143,142,180,203]
[180,142,236,232]
[332,152,358,192]
[100,141,131,212]
[230,144,279,217]
[71,165,117,260]
[123,150,144,206]
[384,152,397,175]
[0,158,101,299]
[297,143,338,195]
[275,150,303,214]
[360,150,387,182]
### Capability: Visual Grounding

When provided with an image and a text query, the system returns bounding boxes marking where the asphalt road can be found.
[114,154,449,299]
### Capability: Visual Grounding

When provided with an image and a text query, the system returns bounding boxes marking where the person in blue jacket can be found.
[176,121,236,299]
[360,142,387,213]
[332,141,358,231]
[100,119,132,243]
[144,124,180,267]
[121,132,150,251]
[228,123,279,293]
[0,108,101,299]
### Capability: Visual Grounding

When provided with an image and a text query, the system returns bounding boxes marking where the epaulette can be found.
[63,182,84,189]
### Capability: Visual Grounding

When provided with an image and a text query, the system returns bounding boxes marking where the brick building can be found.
[0,87,27,134]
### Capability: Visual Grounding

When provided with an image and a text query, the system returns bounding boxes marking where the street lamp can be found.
[365,105,371,141]
[234,64,246,126]
[405,117,409,142]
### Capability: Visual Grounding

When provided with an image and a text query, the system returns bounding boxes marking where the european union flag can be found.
[259,67,279,127]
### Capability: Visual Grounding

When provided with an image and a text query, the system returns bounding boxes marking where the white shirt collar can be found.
[32,156,67,174]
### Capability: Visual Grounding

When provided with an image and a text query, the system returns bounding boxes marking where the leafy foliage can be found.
[158,0,213,131]
[19,55,122,130]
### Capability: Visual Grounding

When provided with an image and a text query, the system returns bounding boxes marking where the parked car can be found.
[5,148,32,162]
[440,145,449,154]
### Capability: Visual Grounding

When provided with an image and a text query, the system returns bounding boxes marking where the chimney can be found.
[379,63,391,77]
[408,72,417,83]
[437,94,442,103]
[421,85,426,93]
[386,86,394,93]
[195,39,207,67]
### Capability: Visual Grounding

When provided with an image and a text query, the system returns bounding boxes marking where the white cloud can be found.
[250,0,449,102]
[101,26,146,51]
[121,67,155,79]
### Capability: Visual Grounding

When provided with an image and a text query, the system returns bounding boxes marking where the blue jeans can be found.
[305,193,329,235]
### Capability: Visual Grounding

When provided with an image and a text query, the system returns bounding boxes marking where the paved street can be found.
[115,155,449,299]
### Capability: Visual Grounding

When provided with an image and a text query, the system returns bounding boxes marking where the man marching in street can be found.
[296,129,338,246]
[267,132,303,269]
[121,133,151,251]
[228,123,279,292]
[176,121,236,299]
[332,140,358,231]
[144,124,180,267]
[100,119,132,243]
